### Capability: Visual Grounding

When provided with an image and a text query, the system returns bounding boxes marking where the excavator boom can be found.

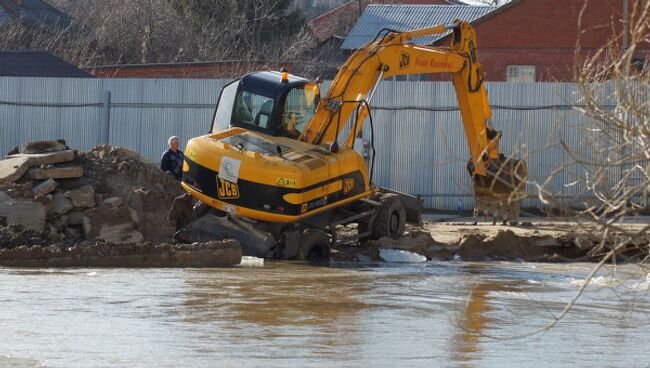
[300,20,527,216]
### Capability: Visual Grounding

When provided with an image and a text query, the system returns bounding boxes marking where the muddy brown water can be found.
[1,260,649,367]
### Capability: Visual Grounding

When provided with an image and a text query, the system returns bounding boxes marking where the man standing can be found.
[161,136,184,180]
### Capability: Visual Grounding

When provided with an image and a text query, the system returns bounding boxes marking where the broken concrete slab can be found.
[101,196,123,208]
[0,155,32,185]
[7,150,74,166]
[83,207,140,241]
[28,166,83,180]
[1,150,75,185]
[97,223,144,243]
[48,193,73,216]
[0,201,46,231]
[20,140,67,154]
[65,185,95,207]
[32,179,58,198]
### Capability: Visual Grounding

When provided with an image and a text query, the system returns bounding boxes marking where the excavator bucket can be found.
[469,155,527,221]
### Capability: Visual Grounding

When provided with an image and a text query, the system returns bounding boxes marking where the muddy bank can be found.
[0,240,241,268]
[0,140,241,267]
[332,219,650,263]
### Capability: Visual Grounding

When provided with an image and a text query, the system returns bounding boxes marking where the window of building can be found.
[506,65,535,82]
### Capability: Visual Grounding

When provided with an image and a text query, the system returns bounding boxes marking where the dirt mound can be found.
[76,145,183,242]
[457,229,581,261]
[77,144,180,197]
[1,142,184,249]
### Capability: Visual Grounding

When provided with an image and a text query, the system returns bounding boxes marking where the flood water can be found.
[1,260,649,367]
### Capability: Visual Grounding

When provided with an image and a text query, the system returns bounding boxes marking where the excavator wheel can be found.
[371,193,407,240]
[297,229,331,262]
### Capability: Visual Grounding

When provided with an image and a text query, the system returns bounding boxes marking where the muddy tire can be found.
[298,229,331,262]
[372,194,406,240]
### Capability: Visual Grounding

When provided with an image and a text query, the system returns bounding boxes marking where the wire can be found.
[0,100,215,109]
[371,104,616,112]
[1,99,610,112]
[0,100,102,108]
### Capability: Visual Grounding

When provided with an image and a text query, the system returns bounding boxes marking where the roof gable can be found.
[341,4,496,49]
[0,51,93,77]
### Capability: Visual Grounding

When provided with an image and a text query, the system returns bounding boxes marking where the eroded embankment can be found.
[332,220,650,263]
[0,240,241,267]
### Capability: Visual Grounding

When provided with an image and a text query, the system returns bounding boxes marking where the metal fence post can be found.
[100,90,111,144]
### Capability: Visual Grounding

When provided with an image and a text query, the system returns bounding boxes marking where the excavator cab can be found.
[210,71,320,139]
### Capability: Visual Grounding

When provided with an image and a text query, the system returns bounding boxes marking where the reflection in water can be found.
[179,263,374,359]
[451,265,530,365]
[0,263,649,367]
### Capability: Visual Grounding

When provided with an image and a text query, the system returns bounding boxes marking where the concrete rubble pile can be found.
[0,140,241,267]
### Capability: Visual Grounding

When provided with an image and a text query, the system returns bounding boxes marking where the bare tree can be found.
[0,12,99,66]
[50,0,195,65]
[1,0,314,67]
[535,0,650,258]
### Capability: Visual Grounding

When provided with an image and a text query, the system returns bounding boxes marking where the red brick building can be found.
[434,0,649,81]
[345,0,649,82]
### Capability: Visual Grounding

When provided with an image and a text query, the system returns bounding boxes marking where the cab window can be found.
[232,90,275,129]
[212,80,238,132]
[280,84,318,138]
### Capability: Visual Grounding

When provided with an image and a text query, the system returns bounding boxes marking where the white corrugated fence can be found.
[0,76,640,210]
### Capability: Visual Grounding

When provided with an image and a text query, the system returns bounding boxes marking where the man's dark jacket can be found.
[161,149,184,180]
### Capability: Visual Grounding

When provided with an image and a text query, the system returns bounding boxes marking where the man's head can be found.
[168,136,180,151]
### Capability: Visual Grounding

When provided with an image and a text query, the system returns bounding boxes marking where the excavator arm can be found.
[300,20,527,215]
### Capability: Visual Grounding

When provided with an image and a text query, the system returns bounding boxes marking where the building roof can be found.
[0,0,72,32]
[0,51,93,77]
[341,4,496,49]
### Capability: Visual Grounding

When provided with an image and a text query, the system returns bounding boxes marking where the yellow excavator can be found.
[177,20,527,260]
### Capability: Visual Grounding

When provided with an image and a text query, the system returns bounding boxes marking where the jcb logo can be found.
[217,178,239,199]
[399,52,410,69]
[343,178,355,195]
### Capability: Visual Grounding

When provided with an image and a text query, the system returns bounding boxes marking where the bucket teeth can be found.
[473,198,522,224]
[468,155,528,223]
